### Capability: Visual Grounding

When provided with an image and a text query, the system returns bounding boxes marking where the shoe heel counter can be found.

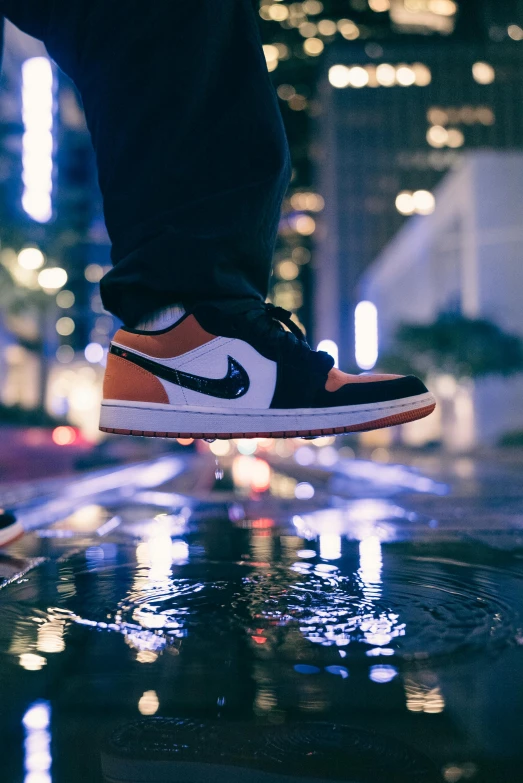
[103,350,169,404]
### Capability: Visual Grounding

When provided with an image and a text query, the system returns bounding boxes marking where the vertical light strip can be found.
[23,700,52,783]
[319,534,342,560]
[21,57,54,223]
[355,301,378,370]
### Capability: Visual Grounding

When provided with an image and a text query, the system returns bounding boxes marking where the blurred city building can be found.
[1,1,523,444]
[314,35,523,367]
[361,151,523,448]
[0,21,111,437]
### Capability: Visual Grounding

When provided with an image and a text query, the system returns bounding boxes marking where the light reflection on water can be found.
[23,701,52,783]
[2,448,523,783]
[334,459,449,495]
[11,504,520,673]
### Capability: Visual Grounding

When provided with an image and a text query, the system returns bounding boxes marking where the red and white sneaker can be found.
[99,303,435,439]
[0,510,23,547]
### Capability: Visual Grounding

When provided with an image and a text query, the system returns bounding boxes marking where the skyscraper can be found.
[314,8,523,367]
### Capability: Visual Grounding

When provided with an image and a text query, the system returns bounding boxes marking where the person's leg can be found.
[1,0,291,326]
[1,0,436,439]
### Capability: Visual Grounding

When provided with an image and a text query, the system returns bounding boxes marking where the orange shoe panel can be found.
[103,352,169,403]
[325,368,402,392]
[113,315,216,359]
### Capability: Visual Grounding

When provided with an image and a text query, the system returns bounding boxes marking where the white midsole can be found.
[100,392,435,434]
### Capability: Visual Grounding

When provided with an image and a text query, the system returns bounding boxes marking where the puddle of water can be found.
[1,457,523,783]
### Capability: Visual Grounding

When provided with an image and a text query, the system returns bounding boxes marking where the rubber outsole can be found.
[100,402,436,440]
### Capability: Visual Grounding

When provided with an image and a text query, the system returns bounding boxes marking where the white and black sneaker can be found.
[0,510,23,547]
[99,303,435,439]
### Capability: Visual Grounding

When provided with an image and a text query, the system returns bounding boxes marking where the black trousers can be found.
[0,1,291,325]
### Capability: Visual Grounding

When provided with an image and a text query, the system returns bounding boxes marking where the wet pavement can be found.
[1,445,523,782]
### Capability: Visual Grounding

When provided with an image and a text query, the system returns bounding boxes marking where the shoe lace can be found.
[264,303,308,344]
[240,302,333,373]
[194,299,335,400]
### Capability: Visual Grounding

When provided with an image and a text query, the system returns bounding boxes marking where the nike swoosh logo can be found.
[110,345,250,400]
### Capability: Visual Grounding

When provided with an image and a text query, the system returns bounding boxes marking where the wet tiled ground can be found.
[1,448,523,782]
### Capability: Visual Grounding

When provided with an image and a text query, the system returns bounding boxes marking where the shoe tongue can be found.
[191,302,335,405]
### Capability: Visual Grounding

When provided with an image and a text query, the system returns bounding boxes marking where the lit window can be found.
[56,290,75,308]
[303,38,324,56]
[277,84,296,101]
[428,0,457,16]
[302,0,323,13]
[376,63,396,87]
[84,343,105,363]
[349,66,369,88]
[412,190,435,215]
[476,106,495,125]
[472,62,495,84]
[427,108,449,125]
[365,65,379,87]
[460,105,476,124]
[294,215,316,235]
[38,267,68,290]
[412,63,432,86]
[275,43,289,59]
[299,22,318,38]
[317,19,337,35]
[277,260,299,280]
[396,190,435,215]
[395,191,415,215]
[508,24,523,41]
[338,19,360,40]
[263,44,278,63]
[427,125,449,148]
[355,301,378,371]
[369,0,390,11]
[288,95,307,111]
[84,263,104,283]
[56,317,75,336]
[18,247,44,270]
[328,64,351,88]
[56,345,74,363]
[396,65,416,86]
[290,192,325,211]
[446,128,465,148]
[268,4,289,21]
